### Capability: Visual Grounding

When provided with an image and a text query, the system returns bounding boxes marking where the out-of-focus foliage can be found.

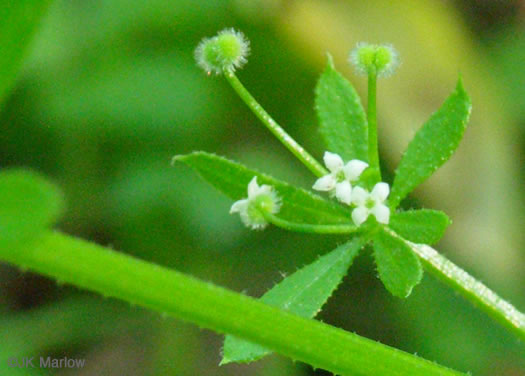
[0,0,523,375]
[0,170,63,253]
[0,0,52,105]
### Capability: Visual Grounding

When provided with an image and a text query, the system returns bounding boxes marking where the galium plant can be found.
[1,26,523,376]
[185,29,524,364]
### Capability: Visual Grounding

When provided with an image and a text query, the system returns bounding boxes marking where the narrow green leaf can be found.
[373,228,423,298]
[315,55,368,161]
[0,169,63,252]
[389,209,451,245]
[222,237,365,364]
[0,0,53,105]
[390,79,471,208]
[174,151,352,225]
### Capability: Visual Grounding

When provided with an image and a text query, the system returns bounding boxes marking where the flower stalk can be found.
[261,211,359,234]
[367,72,381,183]
[224,71,327,177]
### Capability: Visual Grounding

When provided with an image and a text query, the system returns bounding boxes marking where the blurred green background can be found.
[0,0,524,375]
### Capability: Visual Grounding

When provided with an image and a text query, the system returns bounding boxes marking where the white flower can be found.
[312,151,368,205]
[351,182,390,226]
[230,176,281,230]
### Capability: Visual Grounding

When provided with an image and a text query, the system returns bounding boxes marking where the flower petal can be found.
[230,199,248,214]
[371,204,390,224]
[323,152,344,172]
[343,160,368,181]
[312,174,336,191]
[257,184,273,196]
[352,207,369,226]
[351,186,368,206]
[247,176,260,197]
[268,191,282,214]
[335,181,352,205]
[370,182,389,202]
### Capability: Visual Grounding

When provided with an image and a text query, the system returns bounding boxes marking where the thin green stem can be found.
[367,72,381,182]
[0,230,465,376]
[224,71,327,177]
[262,211,358,234]
[386,228,525,342]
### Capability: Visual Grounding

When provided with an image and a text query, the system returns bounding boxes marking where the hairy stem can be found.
[0,230,465,376]
[224,71,327,177]
[386,228,525,342]
[367,72,381,183]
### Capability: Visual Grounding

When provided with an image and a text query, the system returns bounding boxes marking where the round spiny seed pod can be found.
[195,28,250,75]
[349,42,399,77]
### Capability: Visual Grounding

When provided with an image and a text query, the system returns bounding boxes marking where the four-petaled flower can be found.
[351,182,390,226]
[312,152,368,205]
[230,176,281,230]
[229,156,391,230]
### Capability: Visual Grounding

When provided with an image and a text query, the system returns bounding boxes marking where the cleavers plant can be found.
[182,28,525,364]
[1,26,524,376]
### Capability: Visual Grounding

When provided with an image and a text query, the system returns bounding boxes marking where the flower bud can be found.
[195,28,250,75]
[349,42,399,77]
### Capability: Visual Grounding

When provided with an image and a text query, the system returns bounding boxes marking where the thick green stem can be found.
[367,73,381,182]
[416,243,525,341]
[224,71,327,177]
[263,211,358,234]
[0,230,465,376]
[385,229,525,342]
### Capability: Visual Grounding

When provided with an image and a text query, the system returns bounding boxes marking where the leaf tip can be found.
[219,356,232,366]
[171,151,205,166]
[400,287,414,299]
[325,52,335,69]
[170,154,184,166]
[455,74,465,92]
[391,269,423,299]
[455,75,472,122]
[455,74,471,103]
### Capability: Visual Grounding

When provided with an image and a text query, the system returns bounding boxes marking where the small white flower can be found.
[312,151,368,205]
[351,182,390,226]
[230,176,281,230]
